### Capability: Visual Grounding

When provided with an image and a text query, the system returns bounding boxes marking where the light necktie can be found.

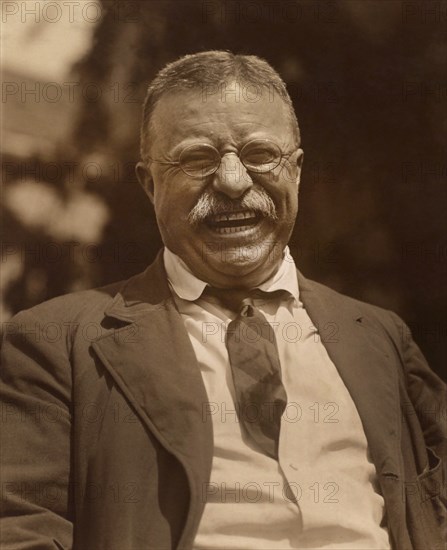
[205,288,288,459]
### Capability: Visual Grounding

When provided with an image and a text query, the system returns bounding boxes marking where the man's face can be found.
[136,81,304,289]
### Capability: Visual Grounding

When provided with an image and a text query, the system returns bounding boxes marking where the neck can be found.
[205,257,284,290]
[200,246,286,290]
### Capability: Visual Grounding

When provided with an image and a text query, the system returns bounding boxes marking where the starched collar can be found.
[163,246,300,303]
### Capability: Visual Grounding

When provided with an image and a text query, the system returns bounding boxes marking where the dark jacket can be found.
[1,253,446,549]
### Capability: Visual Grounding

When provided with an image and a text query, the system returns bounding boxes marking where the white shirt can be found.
[164,247,391,549]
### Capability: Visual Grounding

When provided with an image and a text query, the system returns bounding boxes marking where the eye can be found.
[241,140,281,171]
[179,145,220,176]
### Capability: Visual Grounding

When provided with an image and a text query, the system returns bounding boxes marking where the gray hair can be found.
[140,50,300,163]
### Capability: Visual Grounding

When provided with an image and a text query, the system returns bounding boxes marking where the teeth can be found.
[211,210,257,222]
[212,225,255,234]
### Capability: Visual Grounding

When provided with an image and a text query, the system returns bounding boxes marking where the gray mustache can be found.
[187,188,278,226]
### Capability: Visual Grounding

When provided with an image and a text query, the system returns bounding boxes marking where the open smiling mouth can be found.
[205,209,262,234]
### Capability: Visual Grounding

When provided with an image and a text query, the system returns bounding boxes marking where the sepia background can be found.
[2,0,446,379]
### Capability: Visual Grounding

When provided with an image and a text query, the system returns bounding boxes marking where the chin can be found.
[211,246,281,281]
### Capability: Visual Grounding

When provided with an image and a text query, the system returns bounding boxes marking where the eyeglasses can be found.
[147,139,297,178]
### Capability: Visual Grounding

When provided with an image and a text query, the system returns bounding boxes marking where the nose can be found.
[211,153,253,199]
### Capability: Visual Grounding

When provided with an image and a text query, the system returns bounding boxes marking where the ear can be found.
[295,148,304,189]
[136,161,155,205]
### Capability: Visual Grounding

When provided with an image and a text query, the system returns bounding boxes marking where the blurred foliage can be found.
[2,0,446,378]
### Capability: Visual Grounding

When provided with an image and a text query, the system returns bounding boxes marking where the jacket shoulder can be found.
[5,278,129,327]
[301,275,406,341]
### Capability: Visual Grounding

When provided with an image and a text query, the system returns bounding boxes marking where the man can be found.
[1,51,445,550]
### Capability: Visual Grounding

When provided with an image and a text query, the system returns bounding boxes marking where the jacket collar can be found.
[103,250,173,320]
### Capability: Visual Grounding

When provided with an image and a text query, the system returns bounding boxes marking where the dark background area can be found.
[2,0,446,379]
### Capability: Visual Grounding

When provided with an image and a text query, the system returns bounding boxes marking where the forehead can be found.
[150,82,294,149]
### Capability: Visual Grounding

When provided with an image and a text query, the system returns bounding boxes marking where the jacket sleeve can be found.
[393,313,447,459]
[388,311,447,512]
[0,308,73,549]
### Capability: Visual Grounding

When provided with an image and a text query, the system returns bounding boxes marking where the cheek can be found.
[260,179,298,215]
[153,191,180,236]
[257,165,299,202]
[153,184,200,229]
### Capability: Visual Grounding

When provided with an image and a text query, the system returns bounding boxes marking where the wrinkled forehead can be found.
[189,79,287,104]
[155,77,290,105]
[149,81,294,146]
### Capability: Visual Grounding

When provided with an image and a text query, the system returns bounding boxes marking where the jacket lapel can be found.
[92,253,213,533]
[297,272,407,546]
[297,271,402,478]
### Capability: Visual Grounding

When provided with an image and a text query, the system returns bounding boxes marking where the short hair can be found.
[140,50,300,163]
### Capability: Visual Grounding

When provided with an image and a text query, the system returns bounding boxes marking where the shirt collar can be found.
[163,246,299,303]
